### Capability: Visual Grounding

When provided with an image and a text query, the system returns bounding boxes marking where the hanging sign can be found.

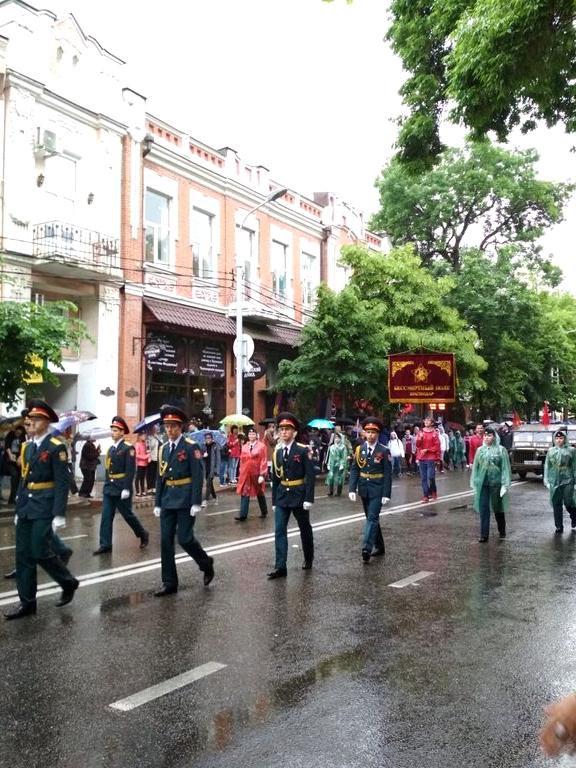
[243,359,266,380]
[199,345,225,378]
[388,353,456,404]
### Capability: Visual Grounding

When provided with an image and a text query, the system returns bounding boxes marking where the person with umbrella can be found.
[348,417,391,563]
[4,400,79,620]
[268,412,315,579]
[153,406,214,595]
[78,435,101,497]
[93,416,149,555]
[325,432,348,497]
[201,431,221,506]
[234,427,268,520]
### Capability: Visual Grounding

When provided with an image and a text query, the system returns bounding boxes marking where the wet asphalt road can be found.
[1,471,575,768]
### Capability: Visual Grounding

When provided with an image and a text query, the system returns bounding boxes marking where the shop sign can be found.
[243,358,266,380]
[199,345,225,378]
[388,352,456,404]
[144,333,186,373]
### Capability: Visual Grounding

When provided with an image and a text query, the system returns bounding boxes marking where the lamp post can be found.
[235,187,288,416]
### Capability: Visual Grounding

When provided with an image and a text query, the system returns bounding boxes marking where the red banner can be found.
[388,353,456,404]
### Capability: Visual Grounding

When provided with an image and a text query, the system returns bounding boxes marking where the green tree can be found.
[277,245,485,411]
[0,300,89,407]
[371,141,572,272]
[387,0,576,164]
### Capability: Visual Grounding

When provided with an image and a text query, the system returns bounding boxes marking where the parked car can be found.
[510,424,576,479]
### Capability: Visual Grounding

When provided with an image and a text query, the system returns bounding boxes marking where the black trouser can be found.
[15,517,77,607]
[159,508,212,588]
[7,463,20,503]
[204,476,217,501]
[551,484,576,530]
[135,467,147,495]
[79,468,96,496]
[147,461,157,491]
[238,493,268,519]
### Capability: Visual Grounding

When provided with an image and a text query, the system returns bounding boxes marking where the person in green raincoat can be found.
[470,426,512,542]
[543,429,576,534]
[325,432,348,497]
[450,430,466,470]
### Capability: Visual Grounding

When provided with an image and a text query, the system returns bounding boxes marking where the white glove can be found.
[500,486,508,498]
[191,505,201,516]
[303,501,312,511]
[258,475,265,484]
[544,481,549,489]
[52,515,66,529]
[120,489,130,500]
[153,507,161,518]
[348,492,356,502]
[381,497,390,507]
[13,514,18,526]
[339,465,344,471]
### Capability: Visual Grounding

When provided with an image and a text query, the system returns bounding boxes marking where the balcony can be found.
[32,221,121,278]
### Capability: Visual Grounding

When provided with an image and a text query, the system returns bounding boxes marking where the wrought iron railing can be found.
[32,221,120,271]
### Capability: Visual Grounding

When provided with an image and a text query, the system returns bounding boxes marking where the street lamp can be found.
[234,187,288,416]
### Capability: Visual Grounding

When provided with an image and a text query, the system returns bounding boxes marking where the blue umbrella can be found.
[308,418,335,430]
[133,413,161,433]
[192,429,227,448]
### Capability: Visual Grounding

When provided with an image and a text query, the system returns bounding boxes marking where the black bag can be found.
[220,444,230,460]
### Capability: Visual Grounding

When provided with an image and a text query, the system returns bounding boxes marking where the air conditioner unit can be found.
[35,128,59,156]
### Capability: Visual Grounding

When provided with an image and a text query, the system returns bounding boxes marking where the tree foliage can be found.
[387,0,576,165]
[277,245,485,411]
[0,301,89,407]
[371,141,572,272]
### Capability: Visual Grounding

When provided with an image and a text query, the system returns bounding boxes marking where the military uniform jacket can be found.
[15,434,70,519]
[349,442,392,500]
[103,439,136,496]
[155,438,203,509]
[272,442,315,509]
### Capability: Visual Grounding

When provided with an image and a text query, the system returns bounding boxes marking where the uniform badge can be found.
[40,450,50,463]
[293,453,301,463]
[177,450,187,462]
[58,450,68,462]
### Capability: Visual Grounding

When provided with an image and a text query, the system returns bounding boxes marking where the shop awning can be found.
[143,298,301,347]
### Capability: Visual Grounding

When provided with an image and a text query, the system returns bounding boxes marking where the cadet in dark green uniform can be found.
[93,416,149,555]
[349,417,392,563]
[4,400,79,620]
[153,406,214,595]
[268,412,315,579]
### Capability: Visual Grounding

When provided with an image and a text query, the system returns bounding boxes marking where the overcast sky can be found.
[47,0,575,288]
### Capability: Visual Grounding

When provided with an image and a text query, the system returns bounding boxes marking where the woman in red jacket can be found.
[416,417,441,503]
[234,427,268,521]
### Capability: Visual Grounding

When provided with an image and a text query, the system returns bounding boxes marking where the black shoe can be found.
[267,568,287,580]
[203,559,215,586]
[61,550,73,566]
[55,579,79,607]
[4,569,16,580]
[93,547,112,555]
[362,550,371,563]
[478,537,488,543]
[4,603,36,620]
[259,512,268,518]
[555,527,564,535]
[140,531,149,549]
[372,547,385,557]
[234,516,247,521]
[302,561,313,570]
[154,586,177,597]
[499,532,506,539]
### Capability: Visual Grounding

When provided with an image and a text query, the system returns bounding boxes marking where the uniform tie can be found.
[29,442,38,459]
[169,442,175,458]
[367,447,372,459]
[283,447,289,462]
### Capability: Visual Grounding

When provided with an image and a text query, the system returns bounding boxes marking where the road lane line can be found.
[0,534,88,552]
[388,571,434,588]
[109,662,227,712]
[0,484,526,606]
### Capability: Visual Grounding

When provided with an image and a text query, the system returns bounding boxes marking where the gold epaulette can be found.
[297,442,307,448]
[50,437,64,445]
[185,438,198,445]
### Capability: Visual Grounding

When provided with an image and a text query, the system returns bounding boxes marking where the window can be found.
[44,155,76,220]
[271,239,288,298]
[301,250,319,306]
[191,207,215,280]
[237,226,256,299]
[145,190,170,264]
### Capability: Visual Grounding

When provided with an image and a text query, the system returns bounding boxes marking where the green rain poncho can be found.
[543,430,576,504]
[325,440,348,487]
[470,430,512,514]
[450,430,466,465]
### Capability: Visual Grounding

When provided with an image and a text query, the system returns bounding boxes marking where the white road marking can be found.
[0,534,88,551]
[0,483,526,607]
[204,493,329,516]
[388,570,434,588]
[109,662,227,712]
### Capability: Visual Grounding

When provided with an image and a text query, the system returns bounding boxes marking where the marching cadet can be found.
[268,412,315,579]
[93,416,149,555]
[153,406,214,595]
[348,416,392,563]
[4,400,79,620]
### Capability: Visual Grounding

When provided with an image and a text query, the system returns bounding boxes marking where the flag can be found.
[541,401,550,426]
[512,410,522,428]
